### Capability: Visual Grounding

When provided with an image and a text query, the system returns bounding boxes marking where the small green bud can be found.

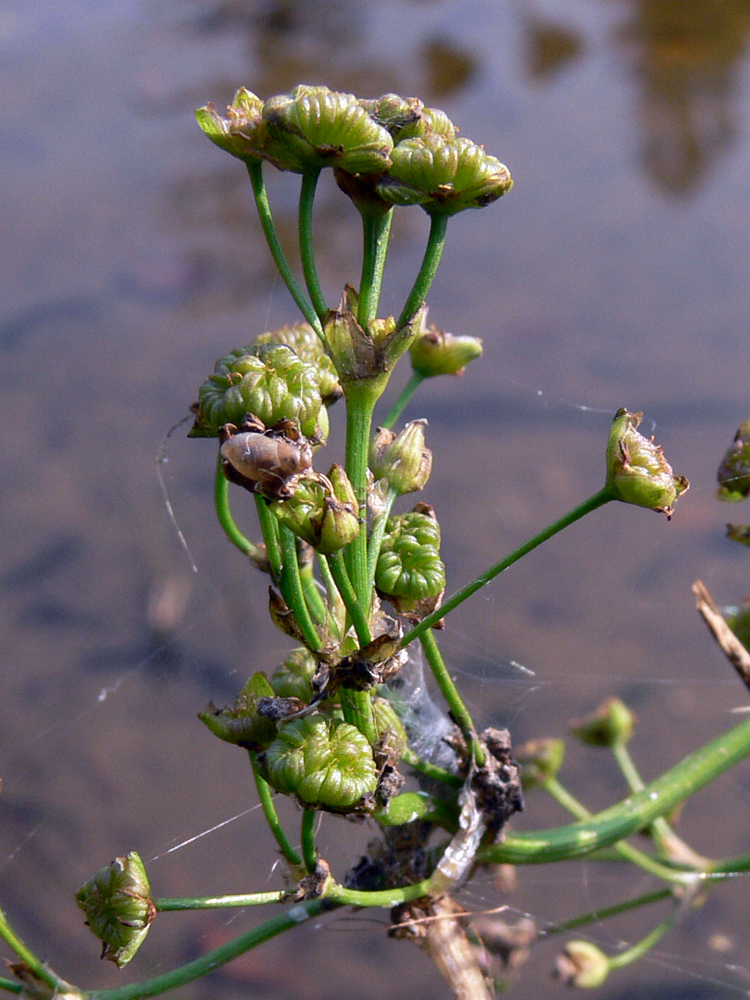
[271,647,317,701]
[263,714,377,811]
[717,418,750,502]
[515,737,566,790]
[199,672,278,750]
[570,697,635,748]
[262,85,393,174]
[605,408,689,517]
[727,523,750,547]
[360,94,456,141]
[192,343,327,441]
[76,852,155,968]
[555,941,610,989]
[409,327,483,377]
[271,466,360,554]
[256,322,342,403]
[195,88,266,162]
[377,134,513,215]
[370,420,432,494]
[375,509,446,609]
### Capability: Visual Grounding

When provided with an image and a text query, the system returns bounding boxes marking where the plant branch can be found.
[397,213,449,329]
[358,207,393,328]
[298,169,328,321]
[381,371,425,430]
[250,753,303,868]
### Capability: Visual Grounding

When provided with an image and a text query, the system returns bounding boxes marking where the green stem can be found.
[542,887,672,936]
[299,169,328,321]
[397,212,449,329]
[301,809,318,873]
[278,526,322,651]
[544,778,696,884]
[419,630,484,767]
[245,161,324,338]
[316,551,345,635]
[358,208,393,327]
[250,753,303,868]
[0,978,22,995]
[366,484,397,594]
[255,496,283,583]
[214,456,264,560]
[324,551,372,647]
[298,557,328,627]
[155,892,285,911]
[344,388,381,606]
[607,905,681,972]
[381,371,425,430]
[401,746,463,789]
[325,878,433,908]
[481,713,750,865]
[87,899,334,1000]
[0,907,61,993]
[402,488,613,647]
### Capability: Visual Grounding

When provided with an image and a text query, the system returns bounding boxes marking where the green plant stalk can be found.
[544,778,697,884]
[402,487,613,647]
[323,550,372,646]
[255,495,283,583]
[419,630,485,767]
[357,207,393,328]
[607,905,681,972]
[278,525,323,652]
[381,370,425,430]
[481,712,750,865]
[0,977,22,996]
[214,457,264,559]
[298,168,329,321]
[397,212,449,329]
[87,899,335,1000]
[0,907,62,993]
[366,484,397,593]
[401,746,463,789]
[301,809,318,873]
[245,161,324,339]
[543,887,672,936]
[250,752,303,868]
[344,386,386,604]
[316,549,345,633]
[298,557,329,627]
[324,878,433,908]
[155,892,285,911]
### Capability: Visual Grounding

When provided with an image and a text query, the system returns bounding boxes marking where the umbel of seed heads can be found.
[196,85,513,216]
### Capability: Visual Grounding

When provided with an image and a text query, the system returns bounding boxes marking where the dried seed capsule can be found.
[192,343,327,441]
[605,408,688,517]
[375,510,446,606]
[262,85,393,175]
[263,714,377,811]
[76,852,155,968]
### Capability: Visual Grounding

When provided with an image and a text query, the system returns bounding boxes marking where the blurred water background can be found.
[3,1,750,997]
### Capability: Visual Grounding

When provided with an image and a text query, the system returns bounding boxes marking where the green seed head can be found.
[717,418,750,502]
[376,510,446,605]
[605,409,688,517]
[195,88,266,162]
[198,672,278,750]
[370,420,432,495]
[256,322,342,403]
[271,465,360,554]
[263,714,377,811]
[271,648,317,701]
[76,852,155,968]
[409,328,483,377]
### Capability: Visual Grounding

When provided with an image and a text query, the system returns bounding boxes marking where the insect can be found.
[220,414,313,499]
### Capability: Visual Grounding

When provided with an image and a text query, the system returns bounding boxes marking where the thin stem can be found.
[402,488,613,647]
[301,809,318,873]
[381,371,425,430]
[0,907,61,993]
[420,630,485,767]
[607,904,682,972]
[214,457,264,559]
[401,746,463,789]
[155,892,285,911]
[481,713,750,866]
[324,551,372,647]
[245,161,324,338]
[544,778,696,884]
[250,753,303,868]
[344,388,380,606]
[0,978,22,995]
[366,484,397,594]
[325,878,433,908]
[88,899,335,1000]
[255,496,283,583]
[298,169,328,321]
[542,887,672,936]
[278,525,322,652]
[358,208,393,327]
[298,557,328,627]
[316,550,345,635]
[397,212,449,329]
